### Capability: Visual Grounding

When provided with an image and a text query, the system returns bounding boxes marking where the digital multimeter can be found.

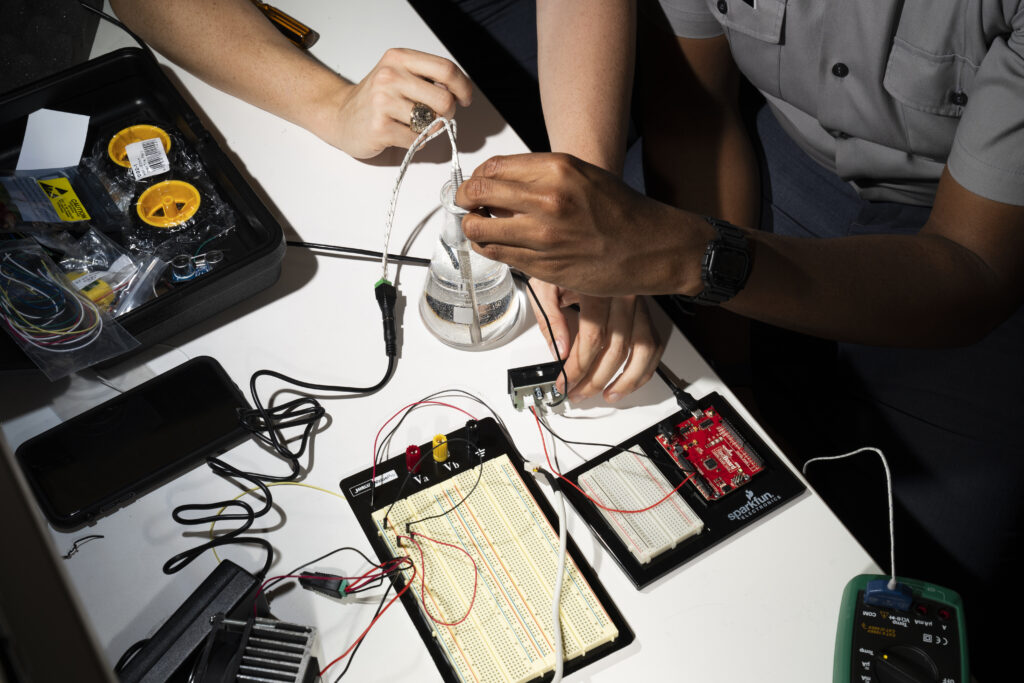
[834,574,969,683]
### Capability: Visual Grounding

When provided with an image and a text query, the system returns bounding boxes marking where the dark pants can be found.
[754,104,1021,676]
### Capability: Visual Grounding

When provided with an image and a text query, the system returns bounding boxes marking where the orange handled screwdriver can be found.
[251,1,320,49]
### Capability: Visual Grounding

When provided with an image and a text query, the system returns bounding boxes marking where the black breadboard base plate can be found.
[562,392,807,589]
[340,417,634,683]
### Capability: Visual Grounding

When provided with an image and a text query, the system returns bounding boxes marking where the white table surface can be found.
[0,1,877,681]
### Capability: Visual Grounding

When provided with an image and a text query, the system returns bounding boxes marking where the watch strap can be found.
[686,216,752,305]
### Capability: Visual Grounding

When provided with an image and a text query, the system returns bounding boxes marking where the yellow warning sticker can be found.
[36,177,90,221]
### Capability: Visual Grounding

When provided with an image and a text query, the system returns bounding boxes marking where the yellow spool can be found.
[107,124,171,168]
[136,180,201,228]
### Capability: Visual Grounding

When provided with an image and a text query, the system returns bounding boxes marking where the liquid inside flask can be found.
[419,181,521,349]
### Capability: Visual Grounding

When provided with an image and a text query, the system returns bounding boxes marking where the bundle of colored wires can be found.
[0,250,103,352]
[254,559,411,614]
[318,563,417,681]
[246,545,413,682]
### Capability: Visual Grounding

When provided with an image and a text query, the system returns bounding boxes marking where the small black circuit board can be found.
[340,418,634,683]
[562,393,807,588]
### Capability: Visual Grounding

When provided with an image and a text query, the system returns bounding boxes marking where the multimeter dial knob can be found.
[873,645,939,683]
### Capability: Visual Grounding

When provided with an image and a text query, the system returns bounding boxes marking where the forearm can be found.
[720,229,1007,346]
[109,0,349,142]
[536,0,635,172]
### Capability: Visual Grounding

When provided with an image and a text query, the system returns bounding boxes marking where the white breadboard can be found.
[372,454,619,683]
[578,448,703,564]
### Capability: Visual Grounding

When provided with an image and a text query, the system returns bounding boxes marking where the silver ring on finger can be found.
[410,102,436,133]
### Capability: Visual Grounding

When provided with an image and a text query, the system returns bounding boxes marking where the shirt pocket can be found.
[705,0,787,98]
[882,4,980,160]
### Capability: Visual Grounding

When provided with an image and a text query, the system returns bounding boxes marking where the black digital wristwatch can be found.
[684,216,753,305]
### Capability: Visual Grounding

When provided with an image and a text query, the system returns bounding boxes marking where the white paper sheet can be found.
[16,108,90,171]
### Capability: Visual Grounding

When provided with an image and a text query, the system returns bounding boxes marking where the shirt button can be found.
[717,0,728,13]
[949,91,968,106]
[831,62,850,78]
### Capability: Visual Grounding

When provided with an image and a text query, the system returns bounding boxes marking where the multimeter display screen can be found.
[16,357,249,528]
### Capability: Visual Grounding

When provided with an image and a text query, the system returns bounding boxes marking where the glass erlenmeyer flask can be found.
[419,181,520,349]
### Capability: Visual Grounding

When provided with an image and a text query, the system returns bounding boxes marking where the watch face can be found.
[708,246,750,286]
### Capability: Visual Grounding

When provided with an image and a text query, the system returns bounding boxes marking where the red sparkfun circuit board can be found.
[654,408,764,501]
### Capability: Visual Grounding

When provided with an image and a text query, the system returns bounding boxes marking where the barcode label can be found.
[69,255,135,290]
[126,138,170,180]
[70,270,104,289]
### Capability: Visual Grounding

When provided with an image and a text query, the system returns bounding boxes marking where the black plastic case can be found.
[0,48,285,372]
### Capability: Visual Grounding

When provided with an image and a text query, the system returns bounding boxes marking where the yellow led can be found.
[432,434,448,462]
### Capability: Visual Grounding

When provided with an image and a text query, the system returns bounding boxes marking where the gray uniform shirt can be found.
[660,0,1024,206]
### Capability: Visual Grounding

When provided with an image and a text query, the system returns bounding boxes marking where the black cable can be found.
[287,240,431,266]
[532,410,650,460]
[262,545,381,600]
[162,465,275,578]
[165,353,395,578]
[333,580,394,682]
[167,270,399,578]
[402,438,486,534]
[77,1,158,61]
[62,534,104,559]
[369,388,516,507]
[244,356,394,464]
[380,435,480,531]
[375,388,513,471]
[512,272,569,406]
[655,365,702,414]
[113,638,150,674]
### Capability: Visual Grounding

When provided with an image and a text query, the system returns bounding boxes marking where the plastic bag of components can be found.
[59,227,141,314]
[0,240,139,380]
[0,165,124,234]
[112,254,168,317]
[82,121,206,213]
[122,172,236,257]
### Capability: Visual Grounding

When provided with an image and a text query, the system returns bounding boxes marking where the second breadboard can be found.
[578,448,703,564]
[562,392,807,588]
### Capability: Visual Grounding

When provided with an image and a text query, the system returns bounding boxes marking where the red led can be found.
[406,444,422,473]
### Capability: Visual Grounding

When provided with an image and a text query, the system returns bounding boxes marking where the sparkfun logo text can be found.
[727,488,782,521]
